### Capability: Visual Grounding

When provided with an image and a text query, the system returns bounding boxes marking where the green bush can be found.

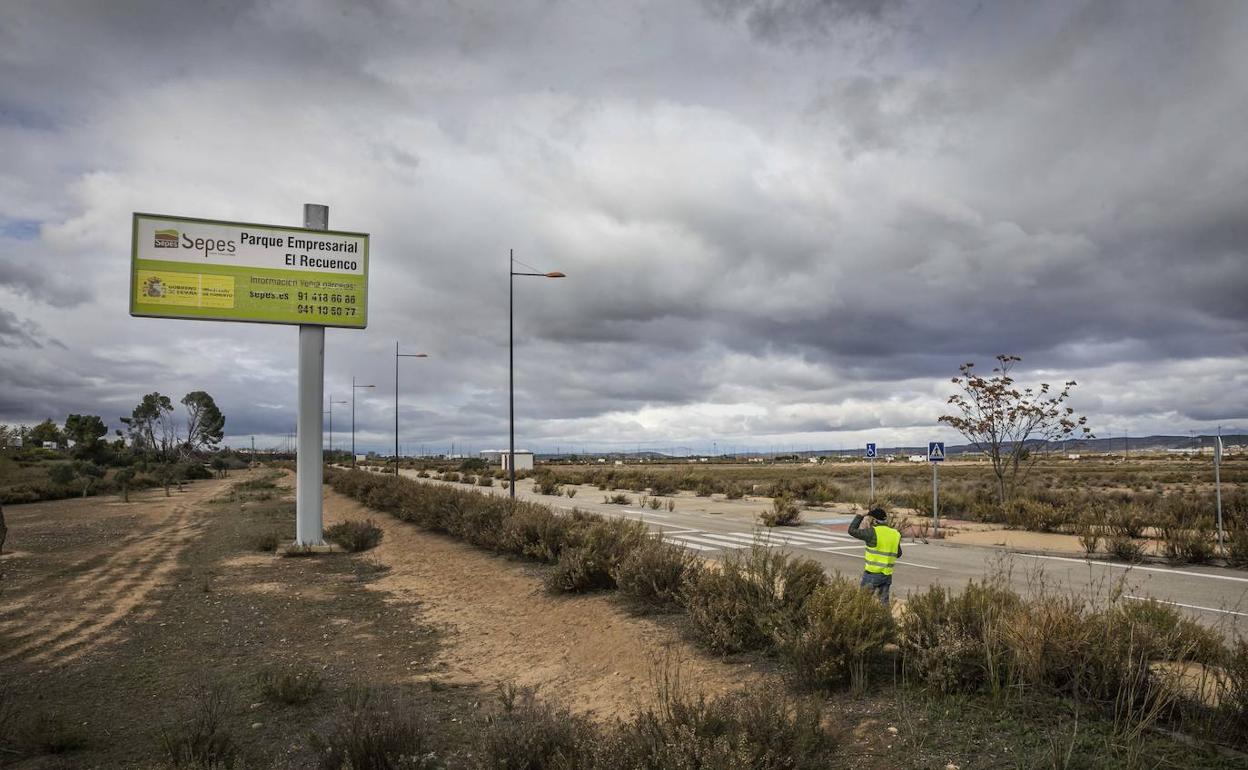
[312,689,438,770]
[1004,499,1067,532]
[325,519,383,552]
[159,684,237,768]
[684,546,826,654]
[20,712,88,755]
[477,475,494,487]
[545,518,648,593]
[899,580,1019,694]
[256,666,323,706]
[780,577,895,691]
[760,493,801,527]
[470,683,593,770]
[1106,535,1146,563]
[612,538,701,609]
[599,686,834,769]
[1159,518,1215,564]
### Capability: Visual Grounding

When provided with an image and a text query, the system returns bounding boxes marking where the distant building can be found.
[908,455,926,463]
[501,451,534,472]
[480,450,505,464]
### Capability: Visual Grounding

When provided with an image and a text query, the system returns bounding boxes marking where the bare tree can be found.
[939,355,1092,504]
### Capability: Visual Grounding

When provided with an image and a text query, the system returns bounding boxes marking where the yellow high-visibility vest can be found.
[864,525,900,576]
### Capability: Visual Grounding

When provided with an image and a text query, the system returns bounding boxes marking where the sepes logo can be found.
[154,228,179,248]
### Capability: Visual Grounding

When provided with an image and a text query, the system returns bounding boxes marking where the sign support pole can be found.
[932,461,939,538]
[869,456,875,502]
[295,203,328,546]
[1215,426,1225,555]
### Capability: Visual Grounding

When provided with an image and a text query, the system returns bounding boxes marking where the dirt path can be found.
[0,472,257,667]
[321,481,776,719]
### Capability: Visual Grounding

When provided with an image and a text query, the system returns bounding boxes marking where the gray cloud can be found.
[0,0,1245,453]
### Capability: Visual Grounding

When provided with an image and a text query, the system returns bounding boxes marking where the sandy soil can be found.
[943,528,1090,554]
[319,478,776,719]
[0,473,251,667]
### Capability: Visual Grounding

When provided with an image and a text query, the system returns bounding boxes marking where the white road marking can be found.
[813,545,864,552]
[662,533,748,550]
[1124,595,1248,618]
[1015,554,1248,584]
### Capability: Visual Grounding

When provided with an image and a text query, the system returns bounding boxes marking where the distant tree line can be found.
[0,390,242,505]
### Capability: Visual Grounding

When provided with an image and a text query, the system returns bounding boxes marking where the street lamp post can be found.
[395,342,429,476]
[351,376,376,465]
[326,396,346,456]
[509,249,565,498]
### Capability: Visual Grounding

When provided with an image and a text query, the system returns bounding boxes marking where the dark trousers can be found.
[860,571,891,604]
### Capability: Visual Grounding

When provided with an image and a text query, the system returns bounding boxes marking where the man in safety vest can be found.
[848,507,902,604]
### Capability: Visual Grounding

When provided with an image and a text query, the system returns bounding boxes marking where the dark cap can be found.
[867,508,887,521]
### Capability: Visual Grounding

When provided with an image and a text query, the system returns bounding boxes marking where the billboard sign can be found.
[130,212,368,328]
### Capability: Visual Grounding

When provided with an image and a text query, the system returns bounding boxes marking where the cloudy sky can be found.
[1,0,1246,455]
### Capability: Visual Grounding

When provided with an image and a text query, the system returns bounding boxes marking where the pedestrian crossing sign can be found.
[928,442,945,462]
[866,443,877,459]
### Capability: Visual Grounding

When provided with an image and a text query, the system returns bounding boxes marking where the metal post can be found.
[932,461,940,538]
[869,456,875,502]
[1216,427,1225,554]
[295,205,327,546]
[509,249,515,499]
[395,342,400,475]
[351,375,356,465]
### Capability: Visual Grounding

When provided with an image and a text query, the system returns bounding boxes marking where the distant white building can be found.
[480,450,505,464]
[501,451,534,472]
[908,455,926,463]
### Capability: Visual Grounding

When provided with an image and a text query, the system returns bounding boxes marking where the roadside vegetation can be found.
[0,390,245,506]
[327,467,1248,764]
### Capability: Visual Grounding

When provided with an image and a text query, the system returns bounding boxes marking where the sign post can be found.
[865,442,877,502]
[1215,428,1225,555]
[928,441,945,537]
[131,209,369,546]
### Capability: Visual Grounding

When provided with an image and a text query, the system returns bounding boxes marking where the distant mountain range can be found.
[535,434,1246,460]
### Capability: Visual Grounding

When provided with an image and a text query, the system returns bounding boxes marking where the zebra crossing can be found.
[661,527,858,553]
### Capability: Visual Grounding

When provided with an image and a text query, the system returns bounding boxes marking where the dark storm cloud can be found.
[0,0,1245,451]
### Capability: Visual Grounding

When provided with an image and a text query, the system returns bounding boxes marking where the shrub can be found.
[444,472,461,483]
[470,683,594,769]
[760,493,801,527]
[20,712,88,755]
[684,546,826,654]
[499,505,577,563]
[780,578,895,691]
[312,689,438,770]
[545,518,648,593]
[612,538,701,609]
[565,488,577,498]
[1107,535,1146,563]
[899,580,1020,694]
[1005,499,1066,532]
[159,684,237,767]
[1108,504,1150,539]
[477,475,494,487]
[1074,513,1102,556]
[254,532,282,552]
[325,519,384,552]
[604,493,631,505]
[600,686,834,769]
[534,476,562,496]
[1159,518,1215,564]
[256,666,323,706]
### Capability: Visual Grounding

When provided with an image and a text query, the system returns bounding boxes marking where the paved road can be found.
[397,471,1248,637]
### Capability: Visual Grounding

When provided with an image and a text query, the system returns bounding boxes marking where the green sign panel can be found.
[130,212,369,328]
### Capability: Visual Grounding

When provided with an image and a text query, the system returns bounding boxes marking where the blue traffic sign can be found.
[928,442,945,462]
[866,443,877,459]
